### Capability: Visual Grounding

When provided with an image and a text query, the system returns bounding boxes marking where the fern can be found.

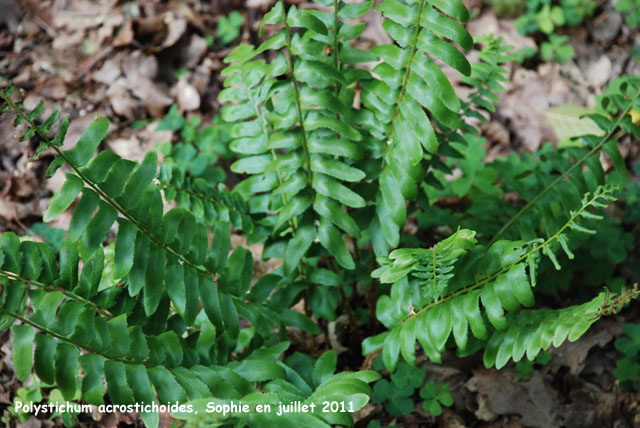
[489,80,640,241]
[421,77,640,241]
[372,228,477,302]
[174,350,379,428]
[0,87,320,427]
[363,185,623,371]
[220,0,374,271]
[361,0,472,251]
[421,34,514,201]
[159,165,253,231]
[0,0,638,425]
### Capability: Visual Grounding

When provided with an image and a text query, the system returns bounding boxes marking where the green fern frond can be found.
[175,350,379,428]
[490,79,640,242]
[372,229,477,301]
[364,185,620,371]
[359,0,472,251]
[421,34,514,199]
[220,0,376,271]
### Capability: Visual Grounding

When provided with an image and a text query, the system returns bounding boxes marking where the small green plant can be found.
[371,361,425,416]
[540,34,575,64]
[615,323,640,391]
[615,0,640,28]
[157,105,230,181]
[3,382,42,424]
[419,380,453,416]
[504,0,596,63]
[217,11,244,46]
[515,0,596,34]
[370,361,452,417]
[516,351,552,379]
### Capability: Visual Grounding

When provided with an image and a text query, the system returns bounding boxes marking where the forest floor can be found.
[1,0,640,427]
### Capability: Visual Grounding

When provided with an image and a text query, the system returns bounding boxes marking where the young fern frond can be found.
[361,0,472,251]
[459,34,513,124]
[372,229,477,302]
[363,185,621,372]
[159,164,253,232]
[419,34,514,193]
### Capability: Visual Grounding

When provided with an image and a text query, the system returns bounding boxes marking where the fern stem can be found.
[241,63,308,275]
[162,182,224,206]
[162,182,244,217]
[0,269,113,318]
[281,0,314,185]
[489,93,639,244]
[2,310,156,367]
[398,186,613,327]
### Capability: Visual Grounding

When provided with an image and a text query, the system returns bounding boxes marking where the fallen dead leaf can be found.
[550,320,620,376]
[440,408,468,428]
[466,369,560,428]
[176,76,200,112]
[499,63,581,151]
[586,55,613,89]
[108,135,144,162]
[181,34,208,69]
[107,77,140,120]
[92,58,121,85]
[591,10,623,44]
[122,51,172,116]
[0,0,23,33]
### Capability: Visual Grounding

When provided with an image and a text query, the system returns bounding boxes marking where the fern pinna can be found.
[1,0,640,425]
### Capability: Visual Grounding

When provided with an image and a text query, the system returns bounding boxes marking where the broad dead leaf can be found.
[466,370,560,428]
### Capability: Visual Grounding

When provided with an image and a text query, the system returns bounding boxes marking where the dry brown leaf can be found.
[466,370,560,428]
[122,51,172,117]
[0,0,23,33]
[498,63,581,151]
[181,34,208,69]
[108,135,145,163]
[107,78,140,120]
[550,320,620,375]
[176,76,201,112]
[586,55,613,89]
[92,58,121,85]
